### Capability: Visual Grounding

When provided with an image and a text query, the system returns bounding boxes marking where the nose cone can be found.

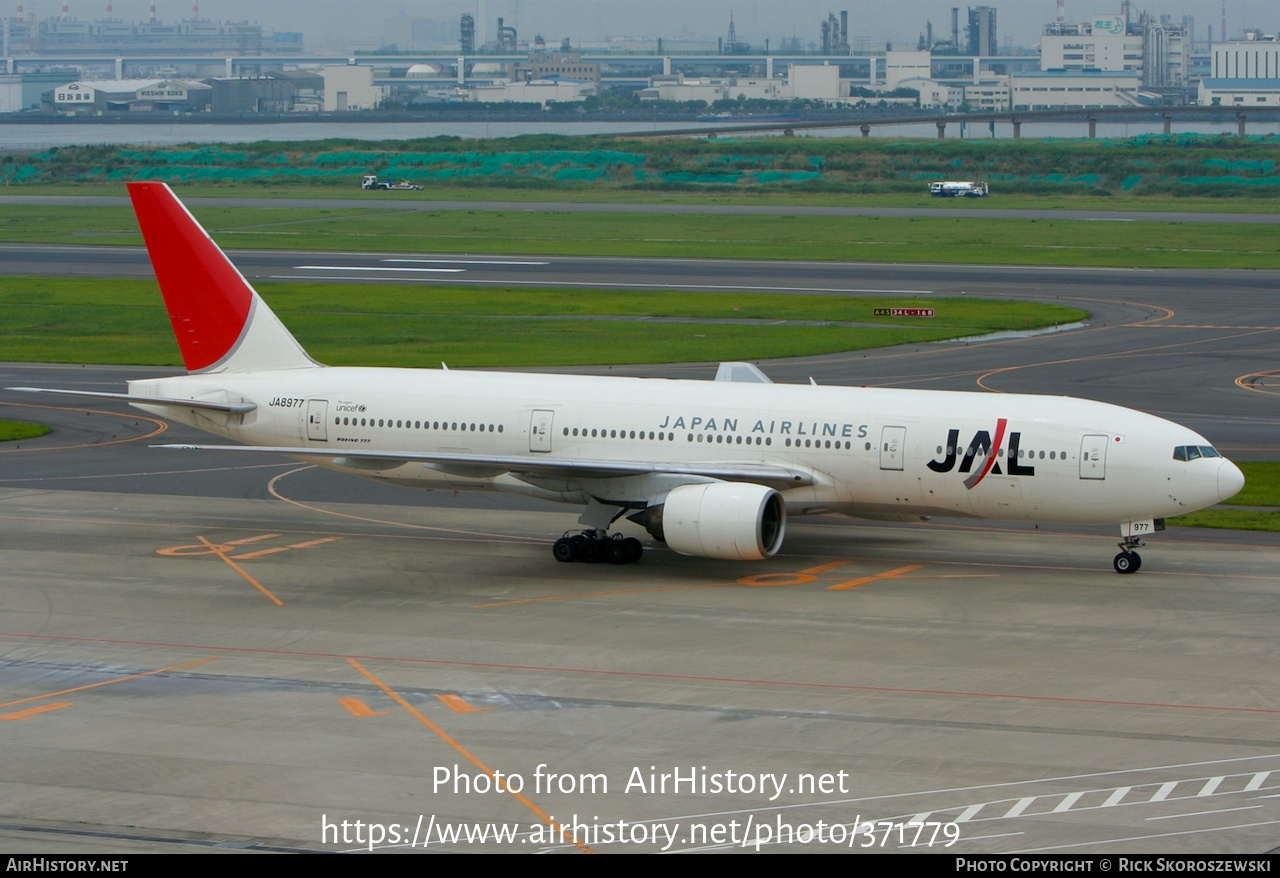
[1218,460,1245,502]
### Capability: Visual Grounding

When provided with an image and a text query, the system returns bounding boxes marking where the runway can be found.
[2,252,1279,854]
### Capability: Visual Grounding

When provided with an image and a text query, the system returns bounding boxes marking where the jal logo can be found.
[926,418,1035,488]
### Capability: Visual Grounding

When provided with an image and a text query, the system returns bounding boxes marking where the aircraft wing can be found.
[153,443,814,489]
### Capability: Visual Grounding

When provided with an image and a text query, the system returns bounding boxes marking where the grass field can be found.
[7,134,1278,201]
[0,277,1085,368]
[1,204,1278,268]
[0,419,51,442]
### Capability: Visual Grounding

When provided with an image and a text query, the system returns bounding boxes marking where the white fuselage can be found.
[129,367,1235,527]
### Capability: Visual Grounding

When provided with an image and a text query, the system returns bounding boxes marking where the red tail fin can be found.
[128,182,315,373]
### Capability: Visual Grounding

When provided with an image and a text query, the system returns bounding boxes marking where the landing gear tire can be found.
[1113,551,1141,574]
[605,539,628,564]
[552,538,577,563]
[577,537,603,564]
[603,536,644,565]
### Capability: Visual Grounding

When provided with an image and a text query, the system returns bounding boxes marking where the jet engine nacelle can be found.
[660,482,786,561]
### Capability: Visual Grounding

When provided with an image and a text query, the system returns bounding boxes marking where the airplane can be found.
[11,182,1246,574]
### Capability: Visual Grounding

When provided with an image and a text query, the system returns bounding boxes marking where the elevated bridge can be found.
[628,104,1280,139]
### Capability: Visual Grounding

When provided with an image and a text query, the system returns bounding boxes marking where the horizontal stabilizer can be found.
[714,362,773,384]
[8,387,256,414]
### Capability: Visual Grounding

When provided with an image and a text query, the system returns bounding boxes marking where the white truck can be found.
[929,180,989,198]
[361,175,423,191]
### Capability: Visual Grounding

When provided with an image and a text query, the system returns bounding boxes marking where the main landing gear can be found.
[1113,536,1145,574]
[553,531,644,565]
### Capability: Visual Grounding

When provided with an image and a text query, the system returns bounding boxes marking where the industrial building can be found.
[514,48,600,88]
[1039,12,1189,89]
[48,76,210,111]
[321,65,383,112]
[209,70,322,113]
[1199,78,1280,106]
[639,64,843,104]
[1040,17,1145,75]
[1200,32,1280,106]
[1212,34,1280,79]
[467,79,595,107]
[0,69,76,111]
[1009,70,1142,110]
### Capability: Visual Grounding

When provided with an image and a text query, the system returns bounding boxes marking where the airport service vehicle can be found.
[11,183,1244,573]
[361,175,422,191]
[929,181,989,198]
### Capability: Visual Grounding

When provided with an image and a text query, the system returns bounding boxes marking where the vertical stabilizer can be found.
[127,182,318,374]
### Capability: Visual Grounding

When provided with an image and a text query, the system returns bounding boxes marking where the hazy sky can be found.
[18,1,1280,50]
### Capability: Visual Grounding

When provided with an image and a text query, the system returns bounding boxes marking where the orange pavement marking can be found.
[736,572,817,586]
[195,536,285,606]
[0,657,220,709]
[0,702,73,721]
[347,659,593,854]
[1236,370,1280,398]
[799,560,854,574]
[437,693,494,714]
[157,533,281,557]
[233,537,341,560]
[827,564,926,591]
[338,697,390,717]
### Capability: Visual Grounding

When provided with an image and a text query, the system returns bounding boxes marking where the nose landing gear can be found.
[1113,536,1145,574]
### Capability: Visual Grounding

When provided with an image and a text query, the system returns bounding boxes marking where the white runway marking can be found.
[381,258,550,266]
[292,265,466,273]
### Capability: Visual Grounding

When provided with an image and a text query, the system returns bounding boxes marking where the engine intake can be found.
[649,482,786,561]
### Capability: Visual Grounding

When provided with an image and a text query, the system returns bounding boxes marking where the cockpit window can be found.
[1173,445,1220,461]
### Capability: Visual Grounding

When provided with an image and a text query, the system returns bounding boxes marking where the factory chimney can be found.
[840,10,848,51]
[149,2,157,24]
[951,8,959,47]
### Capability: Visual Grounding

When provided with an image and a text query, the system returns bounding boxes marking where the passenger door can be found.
[1080,434,1108,479]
